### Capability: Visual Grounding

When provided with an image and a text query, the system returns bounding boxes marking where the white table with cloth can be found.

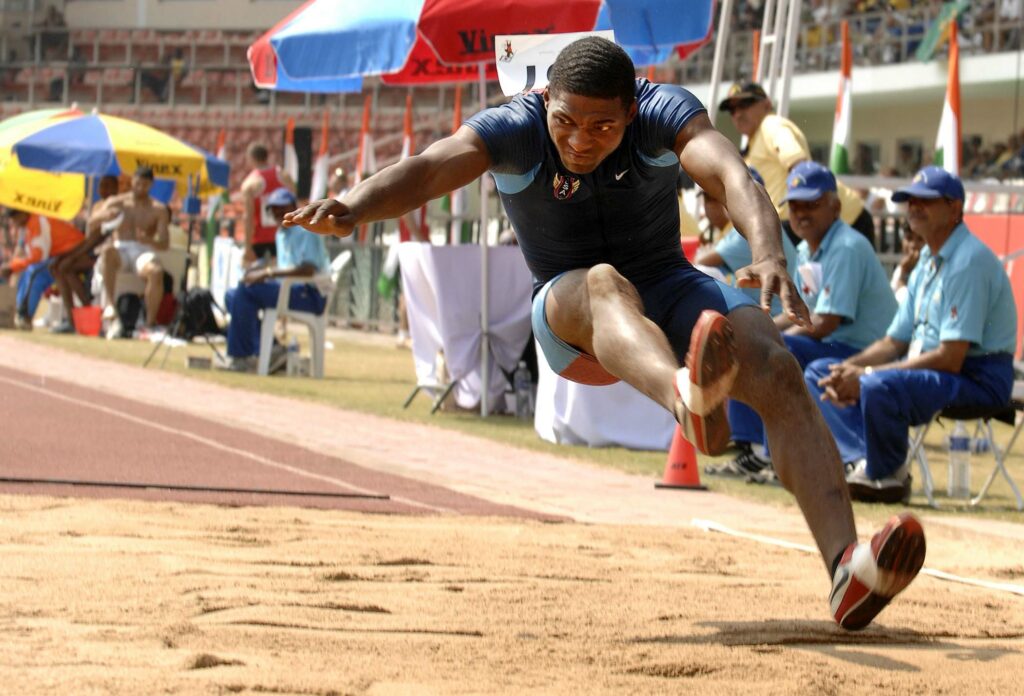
[398,241,677,449]
[534,344,676,450]
[398,242,534,413]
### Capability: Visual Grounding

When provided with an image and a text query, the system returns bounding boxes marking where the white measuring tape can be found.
[692,518,1024,597]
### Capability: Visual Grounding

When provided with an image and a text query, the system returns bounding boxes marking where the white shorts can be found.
[114,241,157,274]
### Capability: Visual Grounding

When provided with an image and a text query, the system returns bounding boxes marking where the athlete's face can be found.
[131,174,153,199]
[544,89,636,174]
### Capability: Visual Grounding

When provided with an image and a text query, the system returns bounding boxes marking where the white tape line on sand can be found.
[1,374,449,513]
[692,518,1024,598]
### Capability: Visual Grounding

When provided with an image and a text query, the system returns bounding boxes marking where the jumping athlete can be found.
[286,37,925,630]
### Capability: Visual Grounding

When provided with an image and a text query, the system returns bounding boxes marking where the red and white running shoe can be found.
[673,310,738,456]
[830,512,926,630]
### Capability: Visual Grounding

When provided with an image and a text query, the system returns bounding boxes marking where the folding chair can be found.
[906,399,1024,511]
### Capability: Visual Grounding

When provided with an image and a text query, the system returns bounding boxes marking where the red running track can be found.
[0,365,555,520]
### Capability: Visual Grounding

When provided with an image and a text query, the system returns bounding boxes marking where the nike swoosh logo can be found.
[615,169,629,181]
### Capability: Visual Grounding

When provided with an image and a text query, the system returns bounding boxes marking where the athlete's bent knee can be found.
[586,264,638,305]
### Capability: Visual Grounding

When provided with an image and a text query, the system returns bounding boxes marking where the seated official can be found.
[221,188,330,373]
[0,208,84,331]
[808,167,1018,503]
[720,162,897,477]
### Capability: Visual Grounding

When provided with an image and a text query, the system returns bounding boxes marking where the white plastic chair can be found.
[256,277,327,378]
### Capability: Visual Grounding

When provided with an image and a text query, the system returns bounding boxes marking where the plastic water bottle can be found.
[947,420,971,499]
[285,337,300,376]
[513,361,533,420]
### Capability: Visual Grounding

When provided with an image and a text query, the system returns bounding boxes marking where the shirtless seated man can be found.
[96,167,170,334]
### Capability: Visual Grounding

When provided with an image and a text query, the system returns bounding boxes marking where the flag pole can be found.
[479,62,490,417]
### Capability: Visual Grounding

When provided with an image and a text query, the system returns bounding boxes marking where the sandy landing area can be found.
[1,494,1022,695]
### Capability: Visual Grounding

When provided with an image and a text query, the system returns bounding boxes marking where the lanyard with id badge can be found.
[909,256,943,358]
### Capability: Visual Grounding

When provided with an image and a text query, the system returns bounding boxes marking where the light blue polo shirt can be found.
[713,225,798,316]
[795,219,897,349]
[275,225,329,274]
[888,223,1017,356]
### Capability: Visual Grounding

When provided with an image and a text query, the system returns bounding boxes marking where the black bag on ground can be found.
[115,293,142,338]
[173,288,223,340]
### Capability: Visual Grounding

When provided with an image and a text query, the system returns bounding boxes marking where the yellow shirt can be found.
[745,114,864,225]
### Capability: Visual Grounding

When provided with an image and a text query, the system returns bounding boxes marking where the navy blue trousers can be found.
[804,354,1014,479]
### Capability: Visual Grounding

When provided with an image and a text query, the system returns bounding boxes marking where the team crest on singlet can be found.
[552,173,581,200]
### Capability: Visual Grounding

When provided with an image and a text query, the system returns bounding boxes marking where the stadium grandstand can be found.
[2,1,1021,187]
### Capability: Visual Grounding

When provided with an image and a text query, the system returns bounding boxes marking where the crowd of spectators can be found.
[733,0,1021,65]
[963,130,1024,181]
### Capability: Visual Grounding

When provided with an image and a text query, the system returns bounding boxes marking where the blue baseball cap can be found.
[782,161,837,203]
[266,187,297,207]
[891,166,965,203]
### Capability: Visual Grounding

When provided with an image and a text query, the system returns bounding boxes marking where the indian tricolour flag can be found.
[309,111,330,201]
[355,94,376,185]
[829,20,852,174]
[284,117,299,183]
[934,20,961,175]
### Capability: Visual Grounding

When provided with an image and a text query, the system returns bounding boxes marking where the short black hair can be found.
[548,37,636,108]
[247,143,269,163]
[134,166,154,180]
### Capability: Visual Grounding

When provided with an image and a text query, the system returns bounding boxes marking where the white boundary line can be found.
[692,518,1024,598]
[0,374,450,513]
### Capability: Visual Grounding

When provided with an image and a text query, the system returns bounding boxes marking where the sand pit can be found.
[1,494,1022,695]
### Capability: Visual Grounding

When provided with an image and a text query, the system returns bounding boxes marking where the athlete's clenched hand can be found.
[735,257,811,327]
[282,198,357,237]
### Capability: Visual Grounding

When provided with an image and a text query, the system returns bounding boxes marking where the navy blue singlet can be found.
[464,79,705,290]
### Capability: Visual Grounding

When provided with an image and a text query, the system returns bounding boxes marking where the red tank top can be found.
[250,167,284,245]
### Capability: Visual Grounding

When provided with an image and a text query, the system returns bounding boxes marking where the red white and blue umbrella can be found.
[249,0,715,90]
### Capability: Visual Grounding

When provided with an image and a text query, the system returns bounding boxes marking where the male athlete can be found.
[287,37,925,630]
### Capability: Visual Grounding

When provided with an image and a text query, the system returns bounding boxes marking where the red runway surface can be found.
[0,365,552,519]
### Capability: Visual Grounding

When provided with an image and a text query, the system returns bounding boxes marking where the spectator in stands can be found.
[96,167,170,336]
[240,143,296,264]
[0,208,84,330]
[712,162,897,479]
[220,188,330,373]
[49,175,120,334]
[718,82,877,248]
[36,5,67,60]
[808,167,1017,503]
[140,48,187,102]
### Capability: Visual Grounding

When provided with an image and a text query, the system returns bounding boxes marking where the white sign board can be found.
[495,30,615,97]
[210,236,245,311]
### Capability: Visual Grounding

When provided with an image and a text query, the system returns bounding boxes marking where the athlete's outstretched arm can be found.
[674,113,809,326]
[283,126,491,237]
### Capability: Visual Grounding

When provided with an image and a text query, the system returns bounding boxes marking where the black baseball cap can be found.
[719,82,769,113]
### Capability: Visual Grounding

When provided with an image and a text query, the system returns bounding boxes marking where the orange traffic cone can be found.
[655,424,707,490]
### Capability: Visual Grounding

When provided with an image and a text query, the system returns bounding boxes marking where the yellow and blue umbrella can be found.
[0,108,86,220]
[0,109,229,220]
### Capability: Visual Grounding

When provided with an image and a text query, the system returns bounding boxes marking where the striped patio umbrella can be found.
[0,109,230,220]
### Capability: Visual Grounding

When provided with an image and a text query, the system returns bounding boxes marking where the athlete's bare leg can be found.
[101,246,121,309]
[725,305,857,568]
[545,265,678,411]
[140,260,165,326]
[546,267,857,570]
